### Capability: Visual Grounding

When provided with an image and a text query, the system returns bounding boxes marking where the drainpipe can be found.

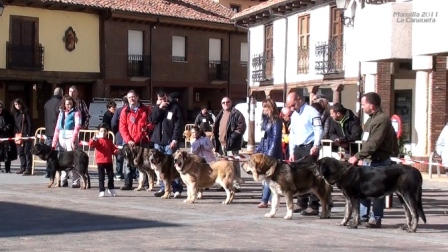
[228,31,231,97]
[269,8,288,103]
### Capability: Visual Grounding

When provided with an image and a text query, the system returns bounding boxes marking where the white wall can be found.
[355,2,412,62]
[248,25,265,87]
[413,0,448,55]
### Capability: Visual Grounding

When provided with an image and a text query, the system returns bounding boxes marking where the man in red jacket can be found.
[119,90,155,190]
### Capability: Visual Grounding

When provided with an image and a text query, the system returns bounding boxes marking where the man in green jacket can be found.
[348,92,398,229]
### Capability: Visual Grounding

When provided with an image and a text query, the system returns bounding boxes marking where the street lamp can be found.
[335,0,356,27]
[0,0,4,16]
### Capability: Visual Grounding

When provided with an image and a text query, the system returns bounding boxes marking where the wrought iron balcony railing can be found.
[127,54,151,77]
[297,46,309,74]
[315,38,345,74]
[251,53,273,82]
[6,42,44,70]
[208,60,229,81]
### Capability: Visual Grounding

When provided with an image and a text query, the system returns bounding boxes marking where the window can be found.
[329,6,344,72]
[209,38,221,61]
[230,4,241,13]
[297,15,310,74]
[7,16,43,70]
[128,30,143,56]
[264,24,273,79]
[172,36,187,62]
[240,42,248,66]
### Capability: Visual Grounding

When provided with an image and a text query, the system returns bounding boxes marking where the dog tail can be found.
[417,185,427,224]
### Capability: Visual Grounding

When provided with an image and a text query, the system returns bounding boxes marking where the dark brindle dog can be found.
[147,149,181,199]
[242,153,332,220]
[314,157,426,232]
[31,143,90,189]
[121,144,156,191]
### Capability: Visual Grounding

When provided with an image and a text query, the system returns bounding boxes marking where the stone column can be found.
[330,84,344,104]
[412,56,433,159]
[307,85,319,104]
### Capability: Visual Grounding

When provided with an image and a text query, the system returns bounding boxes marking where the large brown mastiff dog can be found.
[314,157,426,232]
[173,150,242,204]
[122,144,155,192]
[242,153,332,220]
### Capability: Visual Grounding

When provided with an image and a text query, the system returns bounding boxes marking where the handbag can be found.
[14,114,24,145]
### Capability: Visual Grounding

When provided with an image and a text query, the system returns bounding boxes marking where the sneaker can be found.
[173,192,181,198]
[365,218,382,228]
[114,176,122,181]
[257,202,269,208]
[71,184,80,188]
[61,181,68,187]
[99,191,105,197]
[107,189,117,197]
[15,170,24,174]
[300,207,319,216]
[154,189,164,197]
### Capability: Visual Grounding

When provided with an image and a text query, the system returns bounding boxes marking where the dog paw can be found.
[283,215,293,220]
[222,200,230,205]
[161,194,170,199]
[134,188,142,191]
[319,214,331,219]
[264,213,275,218]
[338,221,348,226]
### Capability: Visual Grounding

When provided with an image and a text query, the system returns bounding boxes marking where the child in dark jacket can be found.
[89,124,118,197]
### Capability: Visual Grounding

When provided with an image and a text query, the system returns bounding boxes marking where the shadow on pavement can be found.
[0,202,179,238]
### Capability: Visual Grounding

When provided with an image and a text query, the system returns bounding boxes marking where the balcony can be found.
[6,42,44,70]
[315,39,344,75]
[297,46,309,74]
[251,53,273,82]
[208,60,229,81]
[127,54,151,77]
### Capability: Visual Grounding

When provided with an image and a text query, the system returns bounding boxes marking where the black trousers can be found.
[98,163,114,192]
[17,141,32,172]
[293,145,319,210]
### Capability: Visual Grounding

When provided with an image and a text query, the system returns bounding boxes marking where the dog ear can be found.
[263,155,277,177]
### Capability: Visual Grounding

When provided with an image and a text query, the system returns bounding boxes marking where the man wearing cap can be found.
[194,105,214,132]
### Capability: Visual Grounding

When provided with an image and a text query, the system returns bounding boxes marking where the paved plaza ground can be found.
[1,160,448,251]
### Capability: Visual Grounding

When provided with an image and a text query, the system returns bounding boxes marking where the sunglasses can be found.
[221,101,230,104]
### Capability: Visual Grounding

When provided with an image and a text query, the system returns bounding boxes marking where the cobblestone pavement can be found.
[1,162,448,251]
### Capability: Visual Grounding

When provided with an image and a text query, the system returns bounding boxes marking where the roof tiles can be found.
[39,0,235,24]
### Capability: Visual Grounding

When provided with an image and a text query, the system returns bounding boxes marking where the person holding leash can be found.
[89,123,118,197]
[348,92,398,228]
[286,90,322,216]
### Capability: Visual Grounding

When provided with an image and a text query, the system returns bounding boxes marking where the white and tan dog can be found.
[173,150,242,204]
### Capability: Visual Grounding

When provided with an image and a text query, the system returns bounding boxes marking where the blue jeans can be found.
[359,159,392,221]
[261,182,272,204]
[154,143,183,194]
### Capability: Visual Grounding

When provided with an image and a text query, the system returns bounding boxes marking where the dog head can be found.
[121,144,139,164]
[31,143,53,160]
[315,157,347,185]
[242,153,278,182]
[148,149,166,166]
[173,150,189,172]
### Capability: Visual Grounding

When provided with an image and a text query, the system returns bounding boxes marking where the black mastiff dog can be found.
[31,143,90,189]
[314,157,426,232]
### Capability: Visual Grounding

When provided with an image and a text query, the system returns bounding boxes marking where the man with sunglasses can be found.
[213,97,246,192]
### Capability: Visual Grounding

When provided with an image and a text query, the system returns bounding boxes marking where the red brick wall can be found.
[375,62,394,116]
[429,56,447,153]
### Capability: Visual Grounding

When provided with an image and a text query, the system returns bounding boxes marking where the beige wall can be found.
[0,6,100,72]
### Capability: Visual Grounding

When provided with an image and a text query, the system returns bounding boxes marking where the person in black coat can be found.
[10,98,32,175]
[43,88,63,177]
[0,100,17,173]
[328,103,362,154]
[111,96,128,180]
[102,101,116,128]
